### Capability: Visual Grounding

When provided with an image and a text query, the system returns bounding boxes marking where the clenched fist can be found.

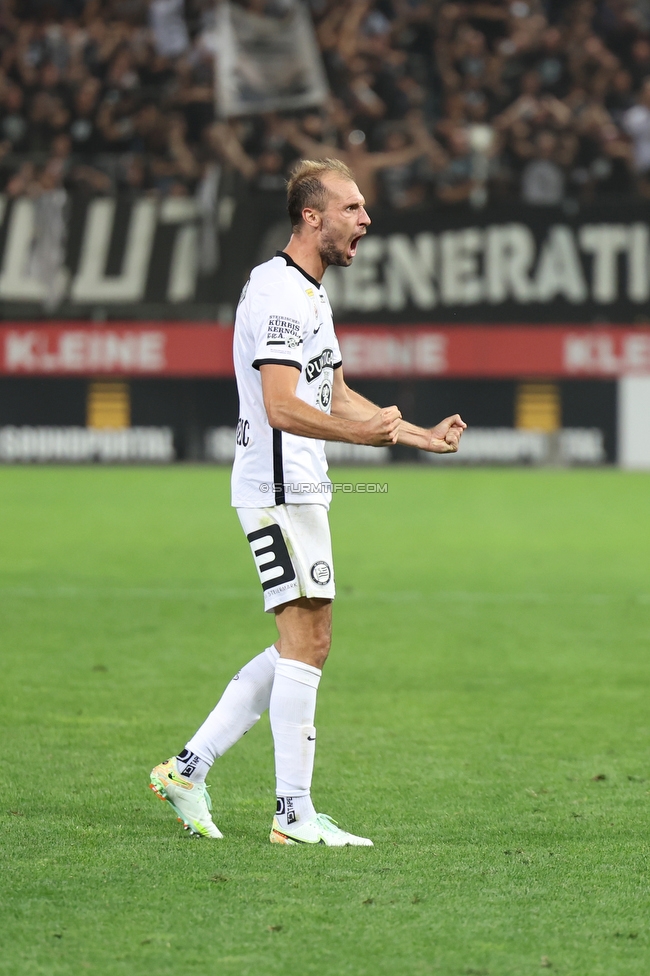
[425,414,467,453]
[358,406,403,446]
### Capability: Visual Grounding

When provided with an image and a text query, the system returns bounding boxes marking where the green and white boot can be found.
[149,757,223,839]
[270,813,373,847]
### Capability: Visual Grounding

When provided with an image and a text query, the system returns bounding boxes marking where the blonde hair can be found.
[286,158,355,229]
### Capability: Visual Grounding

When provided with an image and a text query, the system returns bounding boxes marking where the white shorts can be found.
[237,504,335,612]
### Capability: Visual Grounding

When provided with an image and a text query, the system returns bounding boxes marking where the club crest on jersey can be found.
[317,379,332,410]
[305,348,334,383]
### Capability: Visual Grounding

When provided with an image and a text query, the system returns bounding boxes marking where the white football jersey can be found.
[231,252,342,509]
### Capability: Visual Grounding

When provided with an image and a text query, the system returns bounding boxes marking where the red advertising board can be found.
[0,324,234,377]
[337,326,650,377]
[2,323,650,378]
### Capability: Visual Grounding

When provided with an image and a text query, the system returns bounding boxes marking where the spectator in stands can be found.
[0,0,645,211]
[605,67,635,121]
[629,36,650,89]
[279,110,445,206]
[535,27,570,98]
[149,0,190,59]
[0,84,29,151]
[520,129,566,205]
[436,126,477,204]
[69,78,103,158]
[623,76,650,195]
[378,123,435,208]
[586,121,635,199]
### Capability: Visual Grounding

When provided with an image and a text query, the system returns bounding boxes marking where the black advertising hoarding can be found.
[229,196,650,324]
[1,190,650,324]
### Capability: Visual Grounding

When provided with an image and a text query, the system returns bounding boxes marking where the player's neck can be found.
[282,236,326,284]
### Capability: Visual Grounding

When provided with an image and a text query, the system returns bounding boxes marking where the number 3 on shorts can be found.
[246,524,297,591]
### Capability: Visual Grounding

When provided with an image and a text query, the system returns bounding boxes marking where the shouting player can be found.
[150,158,466,846]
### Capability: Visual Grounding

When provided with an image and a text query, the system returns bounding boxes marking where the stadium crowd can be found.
[2,0,650,209]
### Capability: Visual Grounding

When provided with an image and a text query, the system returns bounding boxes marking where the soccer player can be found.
[150,158,466,846]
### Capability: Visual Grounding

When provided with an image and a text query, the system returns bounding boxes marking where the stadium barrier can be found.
[2,323,650,379]
[0,321,643,465]
[421,428,604,465]
[0,427,174,463]
[0,425,603,465]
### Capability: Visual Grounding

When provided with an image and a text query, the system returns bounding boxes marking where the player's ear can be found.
[301,206,322,229]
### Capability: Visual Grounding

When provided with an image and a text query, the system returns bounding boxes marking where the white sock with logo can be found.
[269,658,321,830]
[181,644,280,781]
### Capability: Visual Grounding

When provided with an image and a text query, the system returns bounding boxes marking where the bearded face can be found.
[293,174,370,273]
[318,218,356,267]
[316,181,369,268]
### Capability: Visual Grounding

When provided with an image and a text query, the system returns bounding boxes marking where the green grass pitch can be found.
[1,465,649,976]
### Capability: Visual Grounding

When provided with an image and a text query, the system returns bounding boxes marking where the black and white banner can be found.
[2,192,650,322]
[214,0,328,117]
[239,198,650,323]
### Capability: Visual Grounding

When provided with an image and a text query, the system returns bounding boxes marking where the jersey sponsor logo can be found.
[305,348,334,383]
[310,560,331,585]
[267,315,301,347]
[236,418,250,447]
[247,524,297,591]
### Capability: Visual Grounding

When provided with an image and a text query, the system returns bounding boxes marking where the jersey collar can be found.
[276,251,322,289]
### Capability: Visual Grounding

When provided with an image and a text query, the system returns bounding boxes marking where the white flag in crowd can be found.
[215,0,328,118]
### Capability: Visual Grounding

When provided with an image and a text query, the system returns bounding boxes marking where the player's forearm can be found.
[266,394,368,444]
[396,420,432,450]
[333,388,432,447]
[331,385,378,422]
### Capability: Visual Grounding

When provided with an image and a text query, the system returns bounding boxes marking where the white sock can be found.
[184,644,279,778]
[269,658,321,829]
[275,793,317,829]
[176,749,210,782]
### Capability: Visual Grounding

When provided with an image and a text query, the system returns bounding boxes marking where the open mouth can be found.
[348,234,364,258]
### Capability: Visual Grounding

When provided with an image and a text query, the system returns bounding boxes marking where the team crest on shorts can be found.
[310,560,331,585]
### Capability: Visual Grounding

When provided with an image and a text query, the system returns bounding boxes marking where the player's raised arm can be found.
[260,363,402,446]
